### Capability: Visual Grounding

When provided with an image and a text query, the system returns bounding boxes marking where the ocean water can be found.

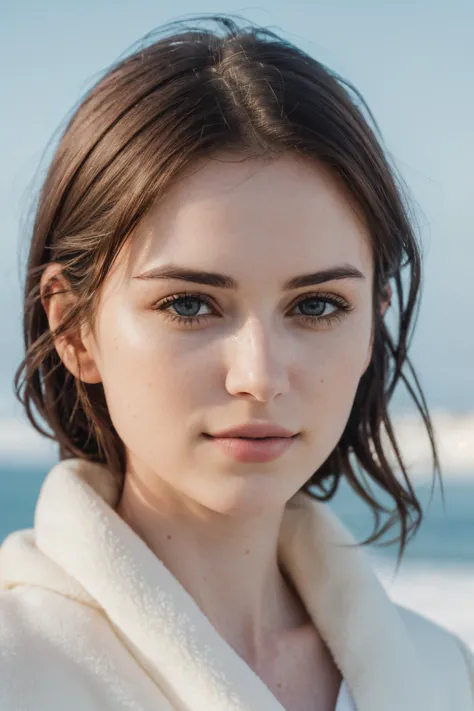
[329,475,474,651]
[0,411,473,651]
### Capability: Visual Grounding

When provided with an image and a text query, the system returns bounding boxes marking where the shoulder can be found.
[395,603,474,705]
[396,602,472,658]
[0,584,102,644]
[0,586,137,710]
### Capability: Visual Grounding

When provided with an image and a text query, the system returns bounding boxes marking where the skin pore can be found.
[41,152,390,707]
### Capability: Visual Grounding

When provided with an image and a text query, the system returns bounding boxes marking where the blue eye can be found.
[154,290,354,328]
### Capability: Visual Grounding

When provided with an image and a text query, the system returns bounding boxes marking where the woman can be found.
[0,14,472,711]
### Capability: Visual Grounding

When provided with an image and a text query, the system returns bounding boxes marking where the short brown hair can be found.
[14,14,443,567]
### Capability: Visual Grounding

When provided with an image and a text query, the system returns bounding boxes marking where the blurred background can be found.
[0,0,472,649]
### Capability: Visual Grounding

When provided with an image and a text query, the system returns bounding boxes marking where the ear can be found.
[380,283,392,318]
[40,263,102,384]
[362,283,393,374]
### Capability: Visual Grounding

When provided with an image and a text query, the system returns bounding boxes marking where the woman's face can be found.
[81,153,380,515]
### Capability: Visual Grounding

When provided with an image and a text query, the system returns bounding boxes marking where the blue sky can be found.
[0,0,473,417]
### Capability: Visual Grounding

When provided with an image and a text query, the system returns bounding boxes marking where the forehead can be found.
[126,152,373,280]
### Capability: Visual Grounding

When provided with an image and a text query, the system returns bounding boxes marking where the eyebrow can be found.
[133,263,365,290]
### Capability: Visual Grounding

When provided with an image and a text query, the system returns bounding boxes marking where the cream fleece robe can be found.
[0,457,473,710]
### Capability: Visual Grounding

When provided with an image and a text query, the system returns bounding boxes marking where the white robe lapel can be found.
[34,459,288,711]
[31,459,436,711]
[278,495,436,711]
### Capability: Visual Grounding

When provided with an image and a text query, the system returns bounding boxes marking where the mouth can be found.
[229,436,277,439]
[203,434,297,440]
[202,432,298,462]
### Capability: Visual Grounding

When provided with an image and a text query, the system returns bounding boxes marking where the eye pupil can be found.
[176,297,200,316]
[300,299,326,316]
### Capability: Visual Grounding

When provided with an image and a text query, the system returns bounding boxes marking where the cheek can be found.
[95,309,209,449]
[305,313,370,380]
[303,320,372,454]
[317,336,369,391]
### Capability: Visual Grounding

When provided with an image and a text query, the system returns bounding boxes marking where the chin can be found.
[194,476,291,517]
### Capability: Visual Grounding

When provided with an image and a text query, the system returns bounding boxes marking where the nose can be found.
[224,317,291,402]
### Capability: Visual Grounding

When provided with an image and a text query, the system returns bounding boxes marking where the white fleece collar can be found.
[1,458,436,711]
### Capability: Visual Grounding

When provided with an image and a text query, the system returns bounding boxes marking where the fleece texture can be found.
[0,457,473,711]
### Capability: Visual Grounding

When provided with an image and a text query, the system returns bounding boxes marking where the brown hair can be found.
[14,14,443,566]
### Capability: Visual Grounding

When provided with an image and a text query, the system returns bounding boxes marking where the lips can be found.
[233,436,273,439]
[208,423,297,439]
[205,432,297,462]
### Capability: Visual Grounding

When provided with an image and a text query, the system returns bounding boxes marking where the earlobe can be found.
[363,284,392,375]
[75,322,103,384]
[363,331,374,375]
[381,283,393,317]
[64,343,102,384]
[40,263,102,385]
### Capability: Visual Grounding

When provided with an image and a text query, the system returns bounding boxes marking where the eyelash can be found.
[153,290,354,328]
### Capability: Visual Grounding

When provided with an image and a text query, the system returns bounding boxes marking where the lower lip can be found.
[204,435,298,462]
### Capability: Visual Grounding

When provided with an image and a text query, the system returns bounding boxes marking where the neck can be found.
[115,466,312,668]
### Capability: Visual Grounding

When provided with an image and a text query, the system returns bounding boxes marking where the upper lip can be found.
[208,423,298,438]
